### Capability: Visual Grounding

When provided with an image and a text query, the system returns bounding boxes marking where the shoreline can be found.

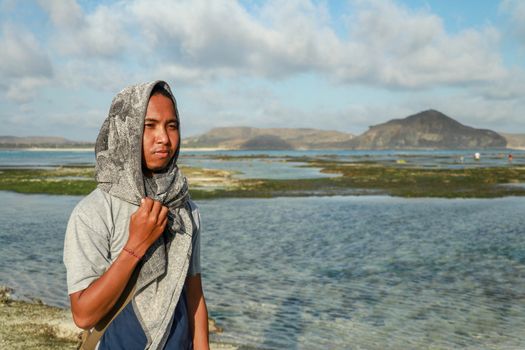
[0,286,239,350]
[1,159,525,198]
[0,147,94,152]
[181,147,234,152]
[0,147,233,152]
[2,146,525,152]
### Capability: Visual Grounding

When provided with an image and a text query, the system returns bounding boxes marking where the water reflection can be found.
[1,192,525,349]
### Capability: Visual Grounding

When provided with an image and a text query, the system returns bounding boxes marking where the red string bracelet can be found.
[122,247,141,260]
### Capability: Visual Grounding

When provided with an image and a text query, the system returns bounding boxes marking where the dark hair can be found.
[150,84,173,99]
[150,83,177,116]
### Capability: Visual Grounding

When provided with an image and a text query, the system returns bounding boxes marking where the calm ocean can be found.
[1,191,524,349]
[1,148,524,171]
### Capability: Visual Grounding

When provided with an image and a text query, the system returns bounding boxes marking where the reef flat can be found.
[0,287,236,350]
[0,286,79,349]
[1,157,525,199]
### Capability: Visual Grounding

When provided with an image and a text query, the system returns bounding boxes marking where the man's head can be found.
[142,85,180,176]
[96,80,182,201]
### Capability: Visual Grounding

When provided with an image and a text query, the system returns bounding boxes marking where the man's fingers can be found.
[159,215,168,230]
[150,200,162,220]
[140,198,168,227]
[158,206,169,222]
[141,197,154,212]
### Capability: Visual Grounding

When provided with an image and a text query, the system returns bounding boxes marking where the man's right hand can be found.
[70,196,169,329]
[126,197,169,258]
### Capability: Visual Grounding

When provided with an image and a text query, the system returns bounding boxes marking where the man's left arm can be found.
[186,274,209,349]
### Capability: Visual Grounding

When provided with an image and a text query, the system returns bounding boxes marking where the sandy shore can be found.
[8,147,233,152]
[0,286,238,350]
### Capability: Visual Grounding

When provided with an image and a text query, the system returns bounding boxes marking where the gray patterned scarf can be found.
[95,80,194,349]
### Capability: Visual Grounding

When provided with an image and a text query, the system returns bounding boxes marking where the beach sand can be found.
[0,286,237,350]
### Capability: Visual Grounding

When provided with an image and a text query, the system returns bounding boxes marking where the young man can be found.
[64,81,209,349]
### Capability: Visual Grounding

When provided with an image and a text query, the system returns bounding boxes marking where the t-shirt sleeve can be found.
[187,203,202,276]
[63,205,112,295]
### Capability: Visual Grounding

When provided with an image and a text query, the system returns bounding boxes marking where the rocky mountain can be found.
[182,127,355,150]
[344,110,507,150]
[3,110,516,150]
[500,133,525,150]
[0,136,92,148]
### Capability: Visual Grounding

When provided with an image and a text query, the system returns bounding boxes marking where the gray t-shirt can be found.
[64,188,201,295]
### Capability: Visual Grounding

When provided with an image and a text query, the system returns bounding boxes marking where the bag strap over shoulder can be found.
[79,267,140,350]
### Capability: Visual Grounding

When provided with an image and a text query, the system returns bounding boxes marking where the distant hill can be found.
[0,136,93,149]
[344,110,507,150]
[500,133,525,150]
[3,111,518,150]
[182,127,355,150]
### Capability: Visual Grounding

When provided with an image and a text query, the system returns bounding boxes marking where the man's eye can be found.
[168,123,179,129]
[145,123,154,128]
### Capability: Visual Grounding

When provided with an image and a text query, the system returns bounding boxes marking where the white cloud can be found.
[154,64,230,85]
[431,96,525,133]
[0,24,53,102]
[37,0,83,28]
[123,0,507,88]
[476,68,525,100]
[500,0,525,46]
[0,25,53,79]
[342,0,505,87]
[56,59,138,91]
[47,108,106,129]
[1,0,523,138]
[18,0,510,91]
[127,0,346,78]
[128,0,288,75]
[38,0,128,58]
[5,77,49,103]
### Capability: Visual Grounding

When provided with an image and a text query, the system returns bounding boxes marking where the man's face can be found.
[142,93,179,176]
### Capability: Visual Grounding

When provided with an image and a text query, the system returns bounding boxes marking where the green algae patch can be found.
[0,167,97,195]
[309,161,525,198]
[1,322,78,350]
[0,286,233,350]
[0,287,80,349]
[2,161,525,199]
[0,165,240,196]
[190,162,525,199]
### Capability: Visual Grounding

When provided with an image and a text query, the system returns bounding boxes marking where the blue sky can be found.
[1,0,524,141]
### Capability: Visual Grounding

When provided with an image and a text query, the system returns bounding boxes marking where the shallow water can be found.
[202,196,525,349]
[0,150,335,180]
[0,149,95,167]
[182,149,525,169]
[0,192,80,306]
[180,157,339,179]
[2,148,524,173]
[1,191,524,349]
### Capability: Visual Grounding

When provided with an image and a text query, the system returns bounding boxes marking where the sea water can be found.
[0,150,335,180]
[0,191,524,349]
[1,148,524,172]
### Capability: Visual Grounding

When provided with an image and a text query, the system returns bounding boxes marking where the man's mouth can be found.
[153,149,170,158]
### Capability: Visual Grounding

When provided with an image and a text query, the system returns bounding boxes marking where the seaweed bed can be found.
[0,286,79,349]
[0,287,232,350]
[1,157,525,199]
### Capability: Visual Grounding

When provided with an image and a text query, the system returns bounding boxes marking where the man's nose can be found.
[155,127,169,144]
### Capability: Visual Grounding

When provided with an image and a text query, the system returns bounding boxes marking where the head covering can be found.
[95,80,194,349]
[95,80,181,201]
